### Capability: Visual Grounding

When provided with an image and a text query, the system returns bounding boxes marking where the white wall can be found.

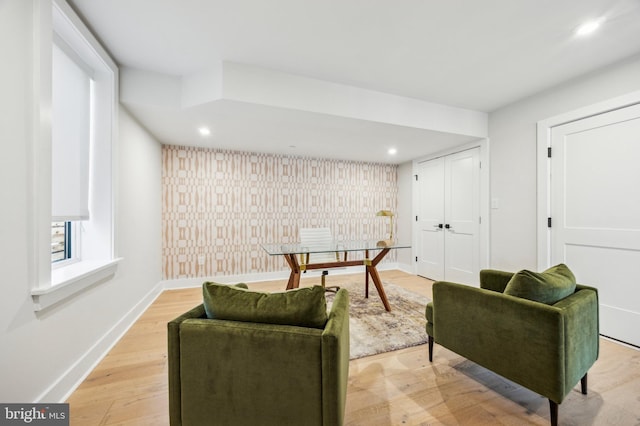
[0,0,36,400]
[489,53,640,271]
[117,107,163,290]
[0,1,162,402]
[396,161,414,270]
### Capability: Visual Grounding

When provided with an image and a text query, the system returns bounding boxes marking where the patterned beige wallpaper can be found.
[162,145,398,279]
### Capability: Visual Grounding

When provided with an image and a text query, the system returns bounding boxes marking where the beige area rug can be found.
[326,281,430,359]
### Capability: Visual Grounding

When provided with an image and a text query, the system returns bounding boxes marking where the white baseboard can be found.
[162,263,402,290]
[37,282,165,403]
[161,269,291,289]
[396,262,414,275]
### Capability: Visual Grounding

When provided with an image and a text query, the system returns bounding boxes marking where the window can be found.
[50,33,92,268]
[31,0,120,311]
[51,222,71,263]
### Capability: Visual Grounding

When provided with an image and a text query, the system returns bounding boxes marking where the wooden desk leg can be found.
[365,249,369,298]
[367,248,391,311]
[283,254,301,290]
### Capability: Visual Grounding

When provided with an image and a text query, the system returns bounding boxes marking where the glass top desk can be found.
[261,240,411,311]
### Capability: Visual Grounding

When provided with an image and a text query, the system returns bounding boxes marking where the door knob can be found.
[433,224,443,229]
[445,224,451,229]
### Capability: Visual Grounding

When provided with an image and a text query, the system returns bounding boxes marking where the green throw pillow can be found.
[504,263,577,304]
[202,282,328,329]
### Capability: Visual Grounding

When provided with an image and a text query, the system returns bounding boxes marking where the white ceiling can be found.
[68,0,640,164]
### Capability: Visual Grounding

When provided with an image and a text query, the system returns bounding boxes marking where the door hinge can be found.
[479,216,482,224]
[415,215,418,221]
[479,161,482,169]
[414,174,419,181]
[548,217,552,228]
[415,256,418,262]
[547,147,552,158]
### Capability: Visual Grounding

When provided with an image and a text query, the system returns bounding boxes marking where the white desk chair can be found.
[299,227,343,292]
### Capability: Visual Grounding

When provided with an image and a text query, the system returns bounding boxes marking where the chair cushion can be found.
[504,263,577,304]
[202,282,328,329]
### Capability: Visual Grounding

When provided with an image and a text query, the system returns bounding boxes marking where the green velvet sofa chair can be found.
[425,268,599,426]
[168,284,350,426]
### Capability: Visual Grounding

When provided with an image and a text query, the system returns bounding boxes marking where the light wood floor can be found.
[67,270,640,425]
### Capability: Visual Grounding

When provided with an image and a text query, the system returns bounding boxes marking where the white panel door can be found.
[551,103,640,347]
[444,148,480,284]
[416,157,445,280]
[415,148,480,284]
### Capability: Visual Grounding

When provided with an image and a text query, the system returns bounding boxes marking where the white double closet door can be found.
[415,148,480,285]
[549,102,640,347]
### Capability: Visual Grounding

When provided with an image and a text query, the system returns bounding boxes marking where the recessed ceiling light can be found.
[198,126,211,136]
[575,19,603,37]
[388,147,397,155]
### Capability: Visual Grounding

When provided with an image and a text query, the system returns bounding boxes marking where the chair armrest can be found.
[322,289,350,426]
[553,286,599,395]
[167,304,206,426]
[324,288,349,342]
[479,269,514,292]
[432,281,597,403]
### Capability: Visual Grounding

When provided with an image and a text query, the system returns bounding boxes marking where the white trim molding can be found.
[161,263,402,290]
[35,279,164,402]
[411,138,491,275]
[32,258,122,311]
[536,89,640,270]
[30,0,120,310]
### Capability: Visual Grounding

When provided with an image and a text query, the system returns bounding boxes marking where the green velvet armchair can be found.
[168,287,350,426]
[425,268,599,426]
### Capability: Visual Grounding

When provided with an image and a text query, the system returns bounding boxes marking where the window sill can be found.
[31,258,122,311]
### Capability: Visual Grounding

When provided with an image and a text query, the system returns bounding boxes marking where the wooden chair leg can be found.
[428,335,434,362]
[581,373,588,395]
[549,400,558,426]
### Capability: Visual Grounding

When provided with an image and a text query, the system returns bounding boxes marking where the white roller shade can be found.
[52,41,91,221]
